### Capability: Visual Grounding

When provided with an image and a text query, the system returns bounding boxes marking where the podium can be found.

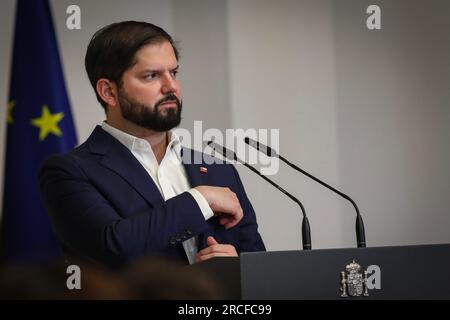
[192,243,450,299]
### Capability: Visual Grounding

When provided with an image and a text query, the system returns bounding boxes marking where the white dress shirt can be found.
[101,122,213,264]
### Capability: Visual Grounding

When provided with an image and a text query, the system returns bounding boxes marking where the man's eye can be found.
[144,73,157,80]
[171,70,179,78]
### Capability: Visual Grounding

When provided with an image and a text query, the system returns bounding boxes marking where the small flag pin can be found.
[200,166,208,173]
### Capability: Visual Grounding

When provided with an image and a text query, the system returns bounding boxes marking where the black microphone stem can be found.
[278,155,366,248]
[237,160,312,250]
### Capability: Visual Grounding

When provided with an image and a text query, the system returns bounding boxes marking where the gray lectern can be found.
[192,243,450,299]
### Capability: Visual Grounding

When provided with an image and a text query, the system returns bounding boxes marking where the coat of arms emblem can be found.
[340,260,369,297]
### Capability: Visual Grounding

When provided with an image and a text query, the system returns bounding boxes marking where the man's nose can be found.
[161,73,178,94]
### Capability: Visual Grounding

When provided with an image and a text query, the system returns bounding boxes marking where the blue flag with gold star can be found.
[1,0,77,263]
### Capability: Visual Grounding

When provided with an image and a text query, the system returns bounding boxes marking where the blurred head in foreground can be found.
[0,256,223,299]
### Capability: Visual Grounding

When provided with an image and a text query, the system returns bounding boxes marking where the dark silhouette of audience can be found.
[0,255,225,299]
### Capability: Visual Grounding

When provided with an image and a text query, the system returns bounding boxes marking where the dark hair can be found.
[85,21,179,110]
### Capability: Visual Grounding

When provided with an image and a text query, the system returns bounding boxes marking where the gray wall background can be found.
[1,0,449,251]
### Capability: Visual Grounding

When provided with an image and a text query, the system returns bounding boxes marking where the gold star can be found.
[30,105,64,141]
[7,100,15,124]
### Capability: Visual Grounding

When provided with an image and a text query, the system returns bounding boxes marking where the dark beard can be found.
[118,87,182,132]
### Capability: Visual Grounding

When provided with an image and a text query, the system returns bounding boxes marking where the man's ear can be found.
[96,79,118,108]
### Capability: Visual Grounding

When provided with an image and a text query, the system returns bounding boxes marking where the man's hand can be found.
[196,236,238,262]
[195,186,243,229]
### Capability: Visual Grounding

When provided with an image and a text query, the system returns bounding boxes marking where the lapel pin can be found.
[200,166,208,173]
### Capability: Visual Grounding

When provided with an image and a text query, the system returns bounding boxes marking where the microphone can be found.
[207,141,312,250]
[244,137,366,248]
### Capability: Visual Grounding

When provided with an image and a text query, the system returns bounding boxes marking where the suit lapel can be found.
[88,129,215,250]
[181,147,212,188]
[88,126,164,205]
[181,148,218,250]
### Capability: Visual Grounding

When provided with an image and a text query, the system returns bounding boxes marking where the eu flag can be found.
[1,0,77,263]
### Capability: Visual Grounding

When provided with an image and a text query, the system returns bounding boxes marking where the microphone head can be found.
[207,140,237,161]
[244,137,278,157]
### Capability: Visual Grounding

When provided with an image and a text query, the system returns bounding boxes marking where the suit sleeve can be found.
[39,154,209,266]
[230,165,266,253]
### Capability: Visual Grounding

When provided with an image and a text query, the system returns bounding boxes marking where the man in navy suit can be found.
[39,21,265,267]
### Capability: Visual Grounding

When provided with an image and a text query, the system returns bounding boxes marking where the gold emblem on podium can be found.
[340,260,369,297]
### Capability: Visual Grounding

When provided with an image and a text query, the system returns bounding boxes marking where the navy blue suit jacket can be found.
[39,126,265,267]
